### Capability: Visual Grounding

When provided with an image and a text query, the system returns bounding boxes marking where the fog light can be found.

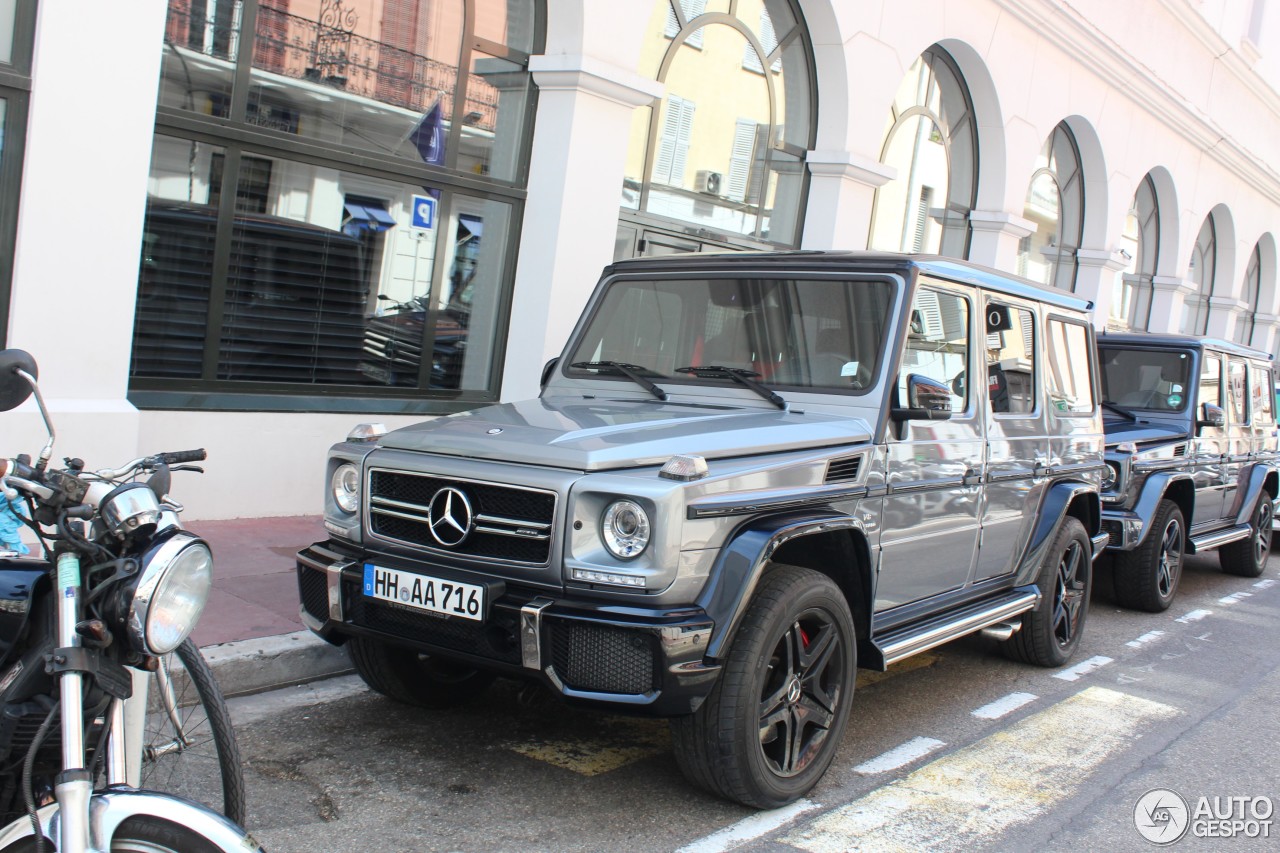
[572,568,646,588]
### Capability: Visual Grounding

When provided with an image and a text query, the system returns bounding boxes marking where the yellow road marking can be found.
[781,686,1181,852]
[508,718,670,776]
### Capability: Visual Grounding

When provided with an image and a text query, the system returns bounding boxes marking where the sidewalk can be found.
[186,515,354,697]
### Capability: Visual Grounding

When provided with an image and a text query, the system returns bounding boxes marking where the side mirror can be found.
[540,357,559,388]
[891,373,953,422]
[0,349,37,412]
[1198,402,1226,429]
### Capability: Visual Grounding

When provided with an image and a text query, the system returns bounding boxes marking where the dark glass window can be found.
[139,0,542,412]
[1099,347,1192,413]
[1046,319,1093,414]
[0,0,33,346]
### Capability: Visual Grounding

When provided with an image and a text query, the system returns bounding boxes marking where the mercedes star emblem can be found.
[427,487,473,547]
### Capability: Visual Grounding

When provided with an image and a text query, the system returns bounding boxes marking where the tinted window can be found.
[1099,347,1192,412]
[1200,353,1222,409]
[1046,319,1094,413]
[567,277,896,392]
[1228,359,1248,424]
[987,303,1035,415]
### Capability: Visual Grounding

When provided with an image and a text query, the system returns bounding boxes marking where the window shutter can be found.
[727,120,756,201]
[912,187,932,252]
[653,96,682,185]
[669,98,695,188]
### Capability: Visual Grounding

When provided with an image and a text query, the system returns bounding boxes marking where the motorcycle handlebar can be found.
[156,449,207,465]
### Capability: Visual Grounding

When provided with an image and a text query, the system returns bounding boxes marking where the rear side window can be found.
[1251,365,1275,425]
[1045,319,1094,413]
[1200,354,1222,409]
[1227,359,1249,424]
[986,303,1035,415]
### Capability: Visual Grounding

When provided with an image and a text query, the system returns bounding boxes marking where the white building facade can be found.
[3,0,1280,519]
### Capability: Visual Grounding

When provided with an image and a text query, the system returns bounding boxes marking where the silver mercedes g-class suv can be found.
[1098,333,1278,612]
[297,251,1107,807]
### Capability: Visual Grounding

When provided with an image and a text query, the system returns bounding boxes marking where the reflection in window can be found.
[1099,347,1191,413]
[1228,359,1248,424]
[1111,174,1159,330]
[1018,124,1082,291]
[1251,365,1274,425]
[1200,354,1222,409]
[0,0,15,65]
[869,47,977,259]
[1046,320,1093,413]
[987,304,1035,414]
[899,288,970,414]
[1183,214,1217,335]
[132,136,511,394]
[1238,244,1262,346]
[622,0,813,247]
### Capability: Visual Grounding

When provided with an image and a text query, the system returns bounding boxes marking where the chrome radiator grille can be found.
[367,469,556,565]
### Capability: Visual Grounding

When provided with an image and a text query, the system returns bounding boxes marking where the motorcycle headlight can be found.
[600,500,651,560]
[332,463,360,514]
[129,531,213,655]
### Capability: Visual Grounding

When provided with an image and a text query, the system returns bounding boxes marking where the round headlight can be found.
[601,500,651,560]
[332,463,360,514]
[1102,461,1120,492]
[129,532,213,655]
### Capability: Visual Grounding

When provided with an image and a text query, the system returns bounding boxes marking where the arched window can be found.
[620,0,815,250]
[1183,214,1217,335]
[1111,174,1159,330]
[1238,244,1262,346]
[1017,123,1083,290]
[868,46,977,259]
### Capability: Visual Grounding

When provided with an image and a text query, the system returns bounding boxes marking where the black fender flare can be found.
[1016,481,1100,583]
[695,510,866,661]
[1234,462,1278,524]
[1129,471,1195,546]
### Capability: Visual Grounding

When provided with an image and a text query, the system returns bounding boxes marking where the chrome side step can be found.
[1189,524,1250,554]
[876,590,1039,667]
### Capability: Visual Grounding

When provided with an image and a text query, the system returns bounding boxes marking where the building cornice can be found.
[529,55,664,108]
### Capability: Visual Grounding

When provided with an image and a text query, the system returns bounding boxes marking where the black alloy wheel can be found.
[1221,495,1274,578]
[1114,499,1185,612]
[670,564,856,808]
[1003,516,1092,667]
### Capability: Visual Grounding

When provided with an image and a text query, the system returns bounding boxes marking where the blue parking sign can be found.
[411,194,436,230]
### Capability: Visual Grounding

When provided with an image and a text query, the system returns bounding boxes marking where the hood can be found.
[377,396,874,471]
[1103,417,1189,447]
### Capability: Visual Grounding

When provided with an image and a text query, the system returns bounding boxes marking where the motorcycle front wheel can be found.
[139,639,246,826]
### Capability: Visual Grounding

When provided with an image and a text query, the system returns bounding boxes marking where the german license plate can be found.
[363,564,484,621]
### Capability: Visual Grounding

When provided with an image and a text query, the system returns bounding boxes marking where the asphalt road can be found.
[221,550,1280,853]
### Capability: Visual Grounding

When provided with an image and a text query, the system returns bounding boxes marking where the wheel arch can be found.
[696,510,872,661]
[1017,480,1099,582]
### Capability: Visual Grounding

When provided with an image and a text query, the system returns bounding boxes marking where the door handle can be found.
[962,467,983,486]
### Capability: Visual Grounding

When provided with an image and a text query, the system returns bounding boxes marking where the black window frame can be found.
[132,0,546,415]
[0,0,36,347]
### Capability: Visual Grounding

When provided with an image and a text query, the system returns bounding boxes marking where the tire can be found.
[140,639,246,827]
[110,816,228,853]
[669,565,856,809]
[348,636,495,709]
[1113,500,1184,612]
[1002,516,1092,667]
[1219,494,1273,578]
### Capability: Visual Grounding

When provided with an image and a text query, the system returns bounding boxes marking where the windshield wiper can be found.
[570,361,668,401]
[676,365,787,410]
[1101,400,1138,422]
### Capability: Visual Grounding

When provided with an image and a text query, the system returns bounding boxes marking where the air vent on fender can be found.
[1173,444,1186,457]
[825,456,862,484]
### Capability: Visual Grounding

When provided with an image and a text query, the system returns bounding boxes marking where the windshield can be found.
[1098,346,1193,412]
[565,276,896,393]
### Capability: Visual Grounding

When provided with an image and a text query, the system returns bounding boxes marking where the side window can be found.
[1254,366,1277,425]
[986,303,1036,415]
[1200,354,1222,411]
[1045,319,1095,413]
[898,288,970,415]
[1228,358,1249,424]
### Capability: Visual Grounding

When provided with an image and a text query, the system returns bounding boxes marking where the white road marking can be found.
[1218,591,1253,605]
[1125,630,1167,649]
[1254,578,1276,589]
[779,687,1181,853]
[1052,655,1113,681]
[1176,608,1212,623]
[852,737,947,775]
[971,692,1038,720]
[675,800,820,853]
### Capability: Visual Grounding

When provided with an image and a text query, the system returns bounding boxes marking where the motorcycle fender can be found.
[1017,481,1100,583]
[696,510,864,661]
[1233,463,1277,525]
[0,789,264,851]
[0,563,49,671]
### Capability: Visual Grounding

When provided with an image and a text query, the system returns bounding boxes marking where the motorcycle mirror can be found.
[147,464,172,501]
[0,349,37,412]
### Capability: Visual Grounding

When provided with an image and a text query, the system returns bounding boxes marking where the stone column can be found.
[966,210,1035,272]
[1250,313,1279,354]
[1207,296,1246,342]
[801,151,895,250]
[1148,276,1195,334]
[1074,248,1130,331]
[500,55,662,401]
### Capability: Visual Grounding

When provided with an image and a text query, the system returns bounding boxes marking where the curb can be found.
[200,631,353,699]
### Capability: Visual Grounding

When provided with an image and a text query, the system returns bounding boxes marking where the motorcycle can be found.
[0,350,261,852]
